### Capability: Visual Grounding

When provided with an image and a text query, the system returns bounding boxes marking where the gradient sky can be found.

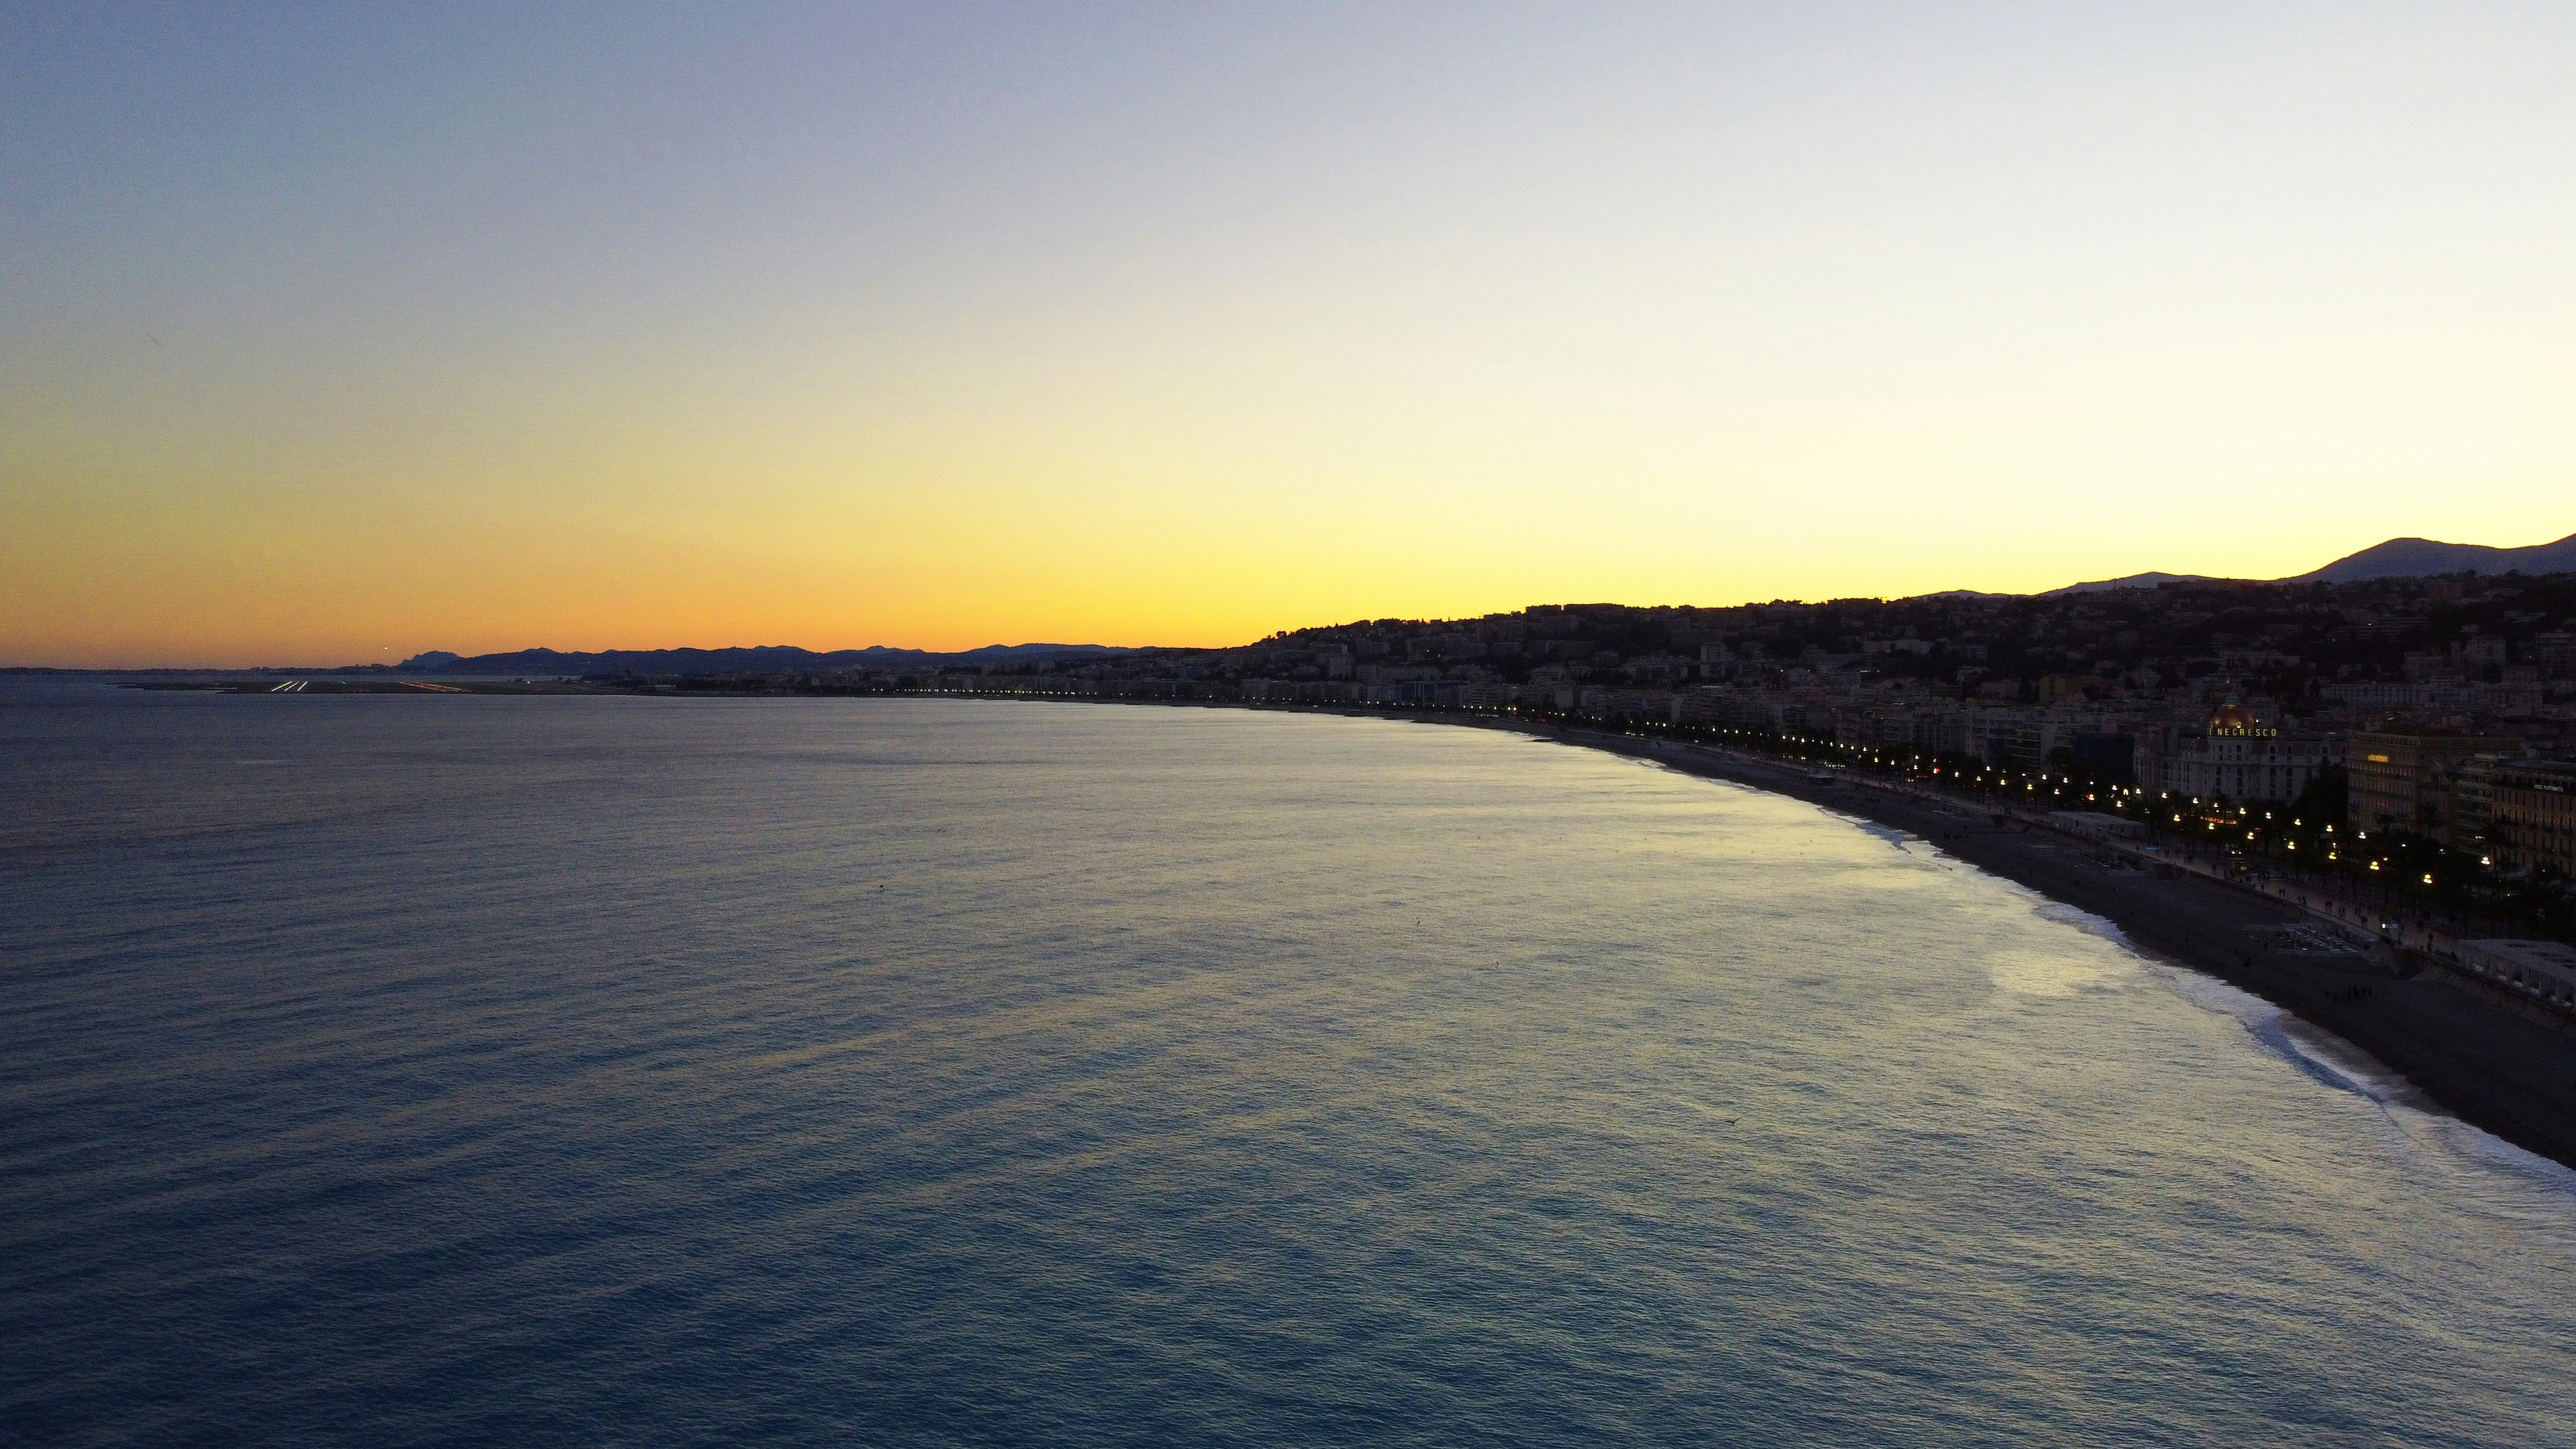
[6,3,2572,666]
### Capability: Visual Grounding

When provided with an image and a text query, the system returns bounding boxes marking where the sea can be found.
[6,683,2575,1447]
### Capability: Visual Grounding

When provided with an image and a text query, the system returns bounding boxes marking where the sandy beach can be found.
[1328,706,2576,1173]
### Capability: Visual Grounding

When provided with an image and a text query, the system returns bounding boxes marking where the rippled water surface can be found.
[6,685,2575,1446]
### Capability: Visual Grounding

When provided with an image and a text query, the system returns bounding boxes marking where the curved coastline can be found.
[1167,698,2576,1174]
[103,677,2576,1172]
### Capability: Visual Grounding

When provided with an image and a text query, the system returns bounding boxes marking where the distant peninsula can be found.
[379,641,1137,678]
[0,641,1142,679]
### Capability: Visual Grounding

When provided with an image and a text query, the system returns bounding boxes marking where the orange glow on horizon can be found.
[7,7,2572,668]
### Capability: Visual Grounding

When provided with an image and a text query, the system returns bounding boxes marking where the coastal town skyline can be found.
[132,560,2576,894]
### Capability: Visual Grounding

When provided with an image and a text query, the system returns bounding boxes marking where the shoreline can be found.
[68,679,2576,1173]
[1256,702,2576,1174]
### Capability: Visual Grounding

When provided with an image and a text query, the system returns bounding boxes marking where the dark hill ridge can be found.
[2039,571,2219,596]
[391,643,1133,677]
[2295,533,2576,582]
[2039,531,2575,595]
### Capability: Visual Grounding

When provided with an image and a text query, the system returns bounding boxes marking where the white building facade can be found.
[2134,701,2328,803]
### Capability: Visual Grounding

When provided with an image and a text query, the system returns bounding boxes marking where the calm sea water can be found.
[6,684,2575,1446]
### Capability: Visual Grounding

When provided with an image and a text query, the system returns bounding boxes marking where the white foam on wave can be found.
[2043,900,2576,1235]
[1846,818,1917,851]
[1806,802,1945,860]
[2030,899,2136,951]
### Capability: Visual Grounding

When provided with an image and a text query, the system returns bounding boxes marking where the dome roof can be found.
[2209,695,2263,734]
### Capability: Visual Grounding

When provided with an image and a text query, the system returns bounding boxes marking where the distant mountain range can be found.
[2038,532,2576,596]
[21,531,2570,678]
[387,642,1135,677]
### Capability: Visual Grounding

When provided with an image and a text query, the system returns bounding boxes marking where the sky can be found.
[5,3,2573,667]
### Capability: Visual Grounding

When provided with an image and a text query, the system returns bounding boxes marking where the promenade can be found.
[1490,719,2576,1171]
